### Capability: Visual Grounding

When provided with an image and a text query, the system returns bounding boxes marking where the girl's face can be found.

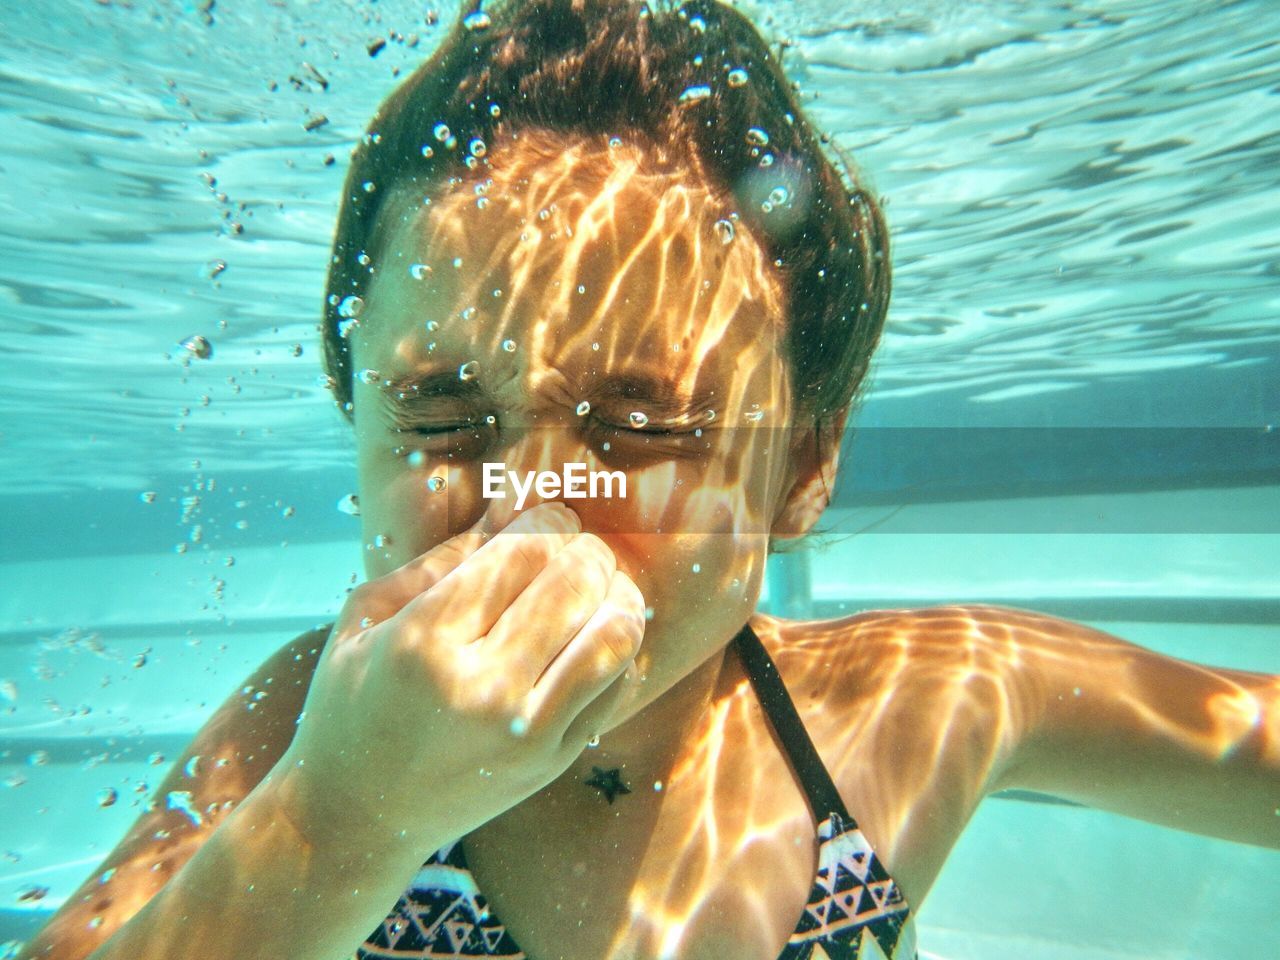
[348,134,823,723]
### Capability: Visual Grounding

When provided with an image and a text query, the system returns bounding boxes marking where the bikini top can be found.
[354,622,917,959]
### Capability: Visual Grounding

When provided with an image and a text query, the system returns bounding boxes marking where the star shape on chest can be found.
[584,765,631,804]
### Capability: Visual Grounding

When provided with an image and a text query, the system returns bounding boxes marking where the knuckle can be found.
[594,612,642,666]
[508,534,554,579]
[553,551,609,603]
[384,627,426,677]
[575,532,615,568]
[615,573,646,618]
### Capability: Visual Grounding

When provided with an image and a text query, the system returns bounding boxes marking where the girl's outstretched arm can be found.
[981,605,1280,847]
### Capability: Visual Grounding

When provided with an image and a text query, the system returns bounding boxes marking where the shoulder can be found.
[749,603,1056,683]
[752,602,1132,739]
[183,621,335,772]
[743,606,1058,902]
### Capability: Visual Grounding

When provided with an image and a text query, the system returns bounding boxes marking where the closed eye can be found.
[401,414,696,442]
[410,422,483,434]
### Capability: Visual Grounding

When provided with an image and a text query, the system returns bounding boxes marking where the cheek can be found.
[609,531,766,623]
[356,453,457,577]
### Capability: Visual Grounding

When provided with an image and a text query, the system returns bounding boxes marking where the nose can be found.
[474,421,595,536]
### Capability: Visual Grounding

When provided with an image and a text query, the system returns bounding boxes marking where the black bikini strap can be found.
[731,622,855,828]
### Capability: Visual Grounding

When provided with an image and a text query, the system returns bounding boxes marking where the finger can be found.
[481,532,617,689]
[389,502,582,644]
[526,571,646,738]
[336,502,581,637]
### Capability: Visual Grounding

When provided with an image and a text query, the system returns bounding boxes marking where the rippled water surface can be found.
[0,0,1277,498]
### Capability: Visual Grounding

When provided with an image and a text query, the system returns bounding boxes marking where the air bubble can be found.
[608,136,622,149]
[468,137,487,157]
[713,219,735,244]
[463,11,491,30]
[458,360,479,381]
[338,295,364,318]
[768,186,789,205]
[427,476,446,493]
[576,400,591,416]
[502,339,516,352]
[746,127,769,146]
[678,84,711,103]
[357,253,371,267]
[629,411,649,428]
[489,103,501,117]
[691,563,701,573]
[167,790,203,828]
[410,263,432,280]
[357,368,381,385]
[433,122,451,142]
[727,68,748,87]
[97,788,118,808]
[587,734,601,748]
[338,319,360,339]
[460,306,477,320]
[179,335,213,360]
[362,181,376,193]
[337,494,360,516]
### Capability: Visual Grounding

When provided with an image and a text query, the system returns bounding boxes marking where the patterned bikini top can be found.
[355,623,917,959]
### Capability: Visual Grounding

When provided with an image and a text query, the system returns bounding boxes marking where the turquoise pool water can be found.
[1,1,1277,957]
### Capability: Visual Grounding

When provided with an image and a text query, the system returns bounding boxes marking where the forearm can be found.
[79,766,433,960]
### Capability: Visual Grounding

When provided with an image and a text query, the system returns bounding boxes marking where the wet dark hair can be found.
[322,0,890,427]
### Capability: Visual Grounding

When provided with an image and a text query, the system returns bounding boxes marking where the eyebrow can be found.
[379,368,719,423]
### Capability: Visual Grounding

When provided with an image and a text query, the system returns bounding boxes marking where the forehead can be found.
[360,132,787,389]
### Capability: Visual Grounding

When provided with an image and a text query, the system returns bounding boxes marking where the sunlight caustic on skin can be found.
[345,128,811,749]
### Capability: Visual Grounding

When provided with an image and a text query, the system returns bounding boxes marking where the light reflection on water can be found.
[0,0,1276,500]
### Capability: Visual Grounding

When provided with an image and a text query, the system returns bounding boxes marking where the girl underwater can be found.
[21,1,1279,958]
